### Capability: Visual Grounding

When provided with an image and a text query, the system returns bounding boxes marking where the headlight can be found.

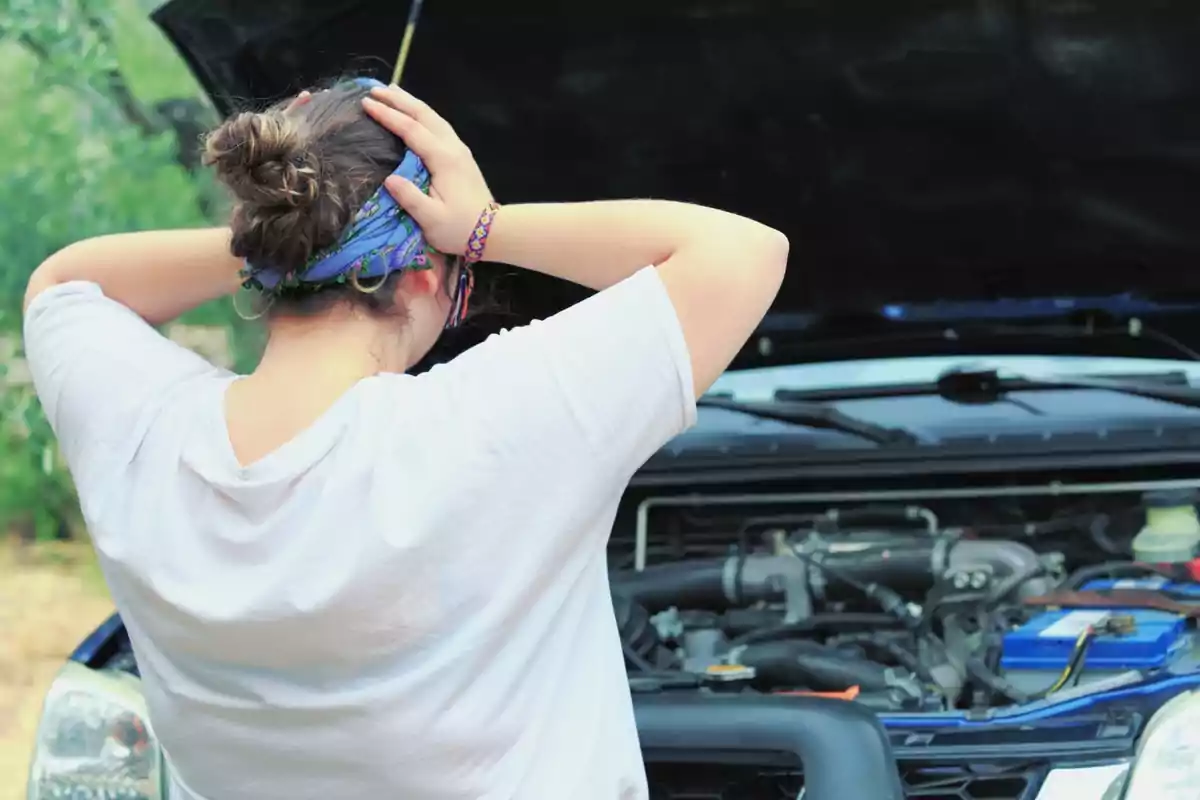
[1124,688,1200,800]
[26,661,162,800]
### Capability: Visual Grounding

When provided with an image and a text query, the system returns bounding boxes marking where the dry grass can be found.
[0,538,113,800]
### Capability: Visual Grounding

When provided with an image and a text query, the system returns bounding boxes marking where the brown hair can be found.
[202,79,409,315]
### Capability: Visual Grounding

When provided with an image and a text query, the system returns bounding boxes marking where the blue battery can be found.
[1000,609,1188,671]
[1082,577,1200,600]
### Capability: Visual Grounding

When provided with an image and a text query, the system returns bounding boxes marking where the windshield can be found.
[709,355,1200,402]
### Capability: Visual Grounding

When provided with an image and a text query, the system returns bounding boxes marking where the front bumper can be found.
[643,760,1131,799]
[28,657,1134,800]
[37,614,1186,800]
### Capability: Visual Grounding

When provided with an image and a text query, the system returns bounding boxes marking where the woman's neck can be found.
[255,313,416,384]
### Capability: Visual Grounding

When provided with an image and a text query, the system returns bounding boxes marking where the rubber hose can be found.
[818,545,937,597]
[739,641,895,692]
[966,657,1029,704]
[611,592,662,667]
[726,613,902,647]
[829,633,934,684]
[613,547,940,612]
[720,608,784,635]
[611,559,728,612]
[634,692,905,800]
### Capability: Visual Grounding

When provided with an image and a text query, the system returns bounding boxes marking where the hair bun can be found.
[204,110,345,270]
[204,83,403,274]
[203,112,320,208]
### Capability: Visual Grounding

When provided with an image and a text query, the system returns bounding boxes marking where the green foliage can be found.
[0,1,212,307]
[0,0,252,537]
[0,380,79,541]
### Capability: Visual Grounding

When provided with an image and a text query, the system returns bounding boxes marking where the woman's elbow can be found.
[23,247,73,312]
[746,225,790,289]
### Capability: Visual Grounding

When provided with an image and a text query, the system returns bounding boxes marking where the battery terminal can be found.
[1100,614,1137,637]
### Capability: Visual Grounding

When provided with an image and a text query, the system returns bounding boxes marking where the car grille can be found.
[646,762,1044,800]
[902,765,1042,800]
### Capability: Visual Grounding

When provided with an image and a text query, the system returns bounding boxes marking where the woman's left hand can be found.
[362,85,495,256]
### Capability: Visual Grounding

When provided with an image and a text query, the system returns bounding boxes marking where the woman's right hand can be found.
[362,85,495,256]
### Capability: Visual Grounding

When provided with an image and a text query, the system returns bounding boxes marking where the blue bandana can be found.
[240,78,433,295]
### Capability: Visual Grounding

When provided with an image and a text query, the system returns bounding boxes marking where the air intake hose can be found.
[612,559,730,612]
[612,550,926,612]
[634,692,905,800]
[736,640,896,692]
[612,539,1045,610]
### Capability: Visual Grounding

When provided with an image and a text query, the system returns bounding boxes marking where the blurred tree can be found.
[0,0,258,539]
[0,369,80,542]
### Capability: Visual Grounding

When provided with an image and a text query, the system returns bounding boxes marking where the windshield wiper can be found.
[696,396,919,446]
[775,368,1200,411]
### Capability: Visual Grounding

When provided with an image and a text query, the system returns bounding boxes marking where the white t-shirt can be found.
[23,266,696,800]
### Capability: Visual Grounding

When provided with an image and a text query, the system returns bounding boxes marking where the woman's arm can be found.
[481,201,788,396]
[21,94,324,324]
[23,227,242,325]
[364,86,789,397]
[483,200,785,291]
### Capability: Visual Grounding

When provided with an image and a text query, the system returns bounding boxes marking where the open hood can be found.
[153,0,1200,347]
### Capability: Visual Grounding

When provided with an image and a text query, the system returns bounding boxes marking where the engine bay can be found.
[610,479,1200,715]
[80,473,1200,799]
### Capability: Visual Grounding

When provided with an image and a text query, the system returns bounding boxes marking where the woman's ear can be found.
[397,266,440,299]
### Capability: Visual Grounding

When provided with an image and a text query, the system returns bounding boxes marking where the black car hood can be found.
[153,0,1200,332]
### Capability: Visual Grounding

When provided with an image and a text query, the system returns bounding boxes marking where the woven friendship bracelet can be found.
[464,203,500,265]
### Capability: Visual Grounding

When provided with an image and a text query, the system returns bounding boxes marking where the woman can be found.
[23,79,787,799]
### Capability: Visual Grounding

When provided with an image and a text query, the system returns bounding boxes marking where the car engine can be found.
[609,481,1200,716]
[80,476,1200,800]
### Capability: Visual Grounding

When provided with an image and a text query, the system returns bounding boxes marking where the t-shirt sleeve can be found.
[430,266,697,491]
[22,281,222,486]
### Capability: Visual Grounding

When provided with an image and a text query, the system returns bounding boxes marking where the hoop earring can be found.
[348,268,390,294]
[232,289,274,321]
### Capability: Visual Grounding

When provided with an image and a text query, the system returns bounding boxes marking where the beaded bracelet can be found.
[464,202,500,265]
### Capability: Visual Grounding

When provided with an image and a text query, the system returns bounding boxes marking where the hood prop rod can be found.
[391,0,426,85]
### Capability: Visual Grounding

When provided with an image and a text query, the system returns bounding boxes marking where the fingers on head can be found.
[368,85,459,140]
[384,175,435,219]
[284,90,313,114]
[363,98,456,169]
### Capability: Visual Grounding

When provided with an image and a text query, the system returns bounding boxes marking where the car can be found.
[23,0,1200,798]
